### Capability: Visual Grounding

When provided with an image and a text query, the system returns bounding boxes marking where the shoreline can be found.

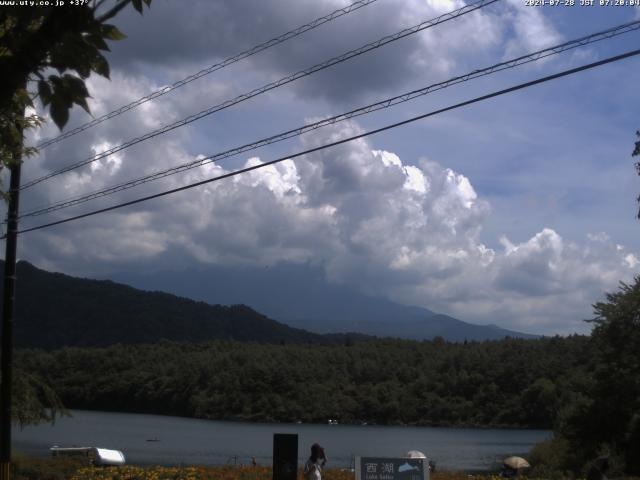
[56,408,553,432]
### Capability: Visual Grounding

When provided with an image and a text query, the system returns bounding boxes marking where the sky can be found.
[6,0,640,335]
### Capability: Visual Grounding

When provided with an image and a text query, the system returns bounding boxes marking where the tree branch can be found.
[96,0,131,23]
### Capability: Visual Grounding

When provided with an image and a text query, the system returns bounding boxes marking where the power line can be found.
[11,47,640,238]
[19,19,640,220]
[21,0,499,191]
[34,0,381,150]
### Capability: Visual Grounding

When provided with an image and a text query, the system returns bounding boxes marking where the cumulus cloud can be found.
[10,0,636,338]
[17,116,639,335]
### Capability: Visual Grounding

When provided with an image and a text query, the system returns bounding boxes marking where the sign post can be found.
[355,457,430,480]
[273,433,298,480]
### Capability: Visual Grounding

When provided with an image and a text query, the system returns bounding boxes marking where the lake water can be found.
[14,410,550,471]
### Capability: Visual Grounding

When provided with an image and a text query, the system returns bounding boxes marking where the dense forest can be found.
[17,335,590,429]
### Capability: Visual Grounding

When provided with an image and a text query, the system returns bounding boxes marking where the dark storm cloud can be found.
[103,0,506,104]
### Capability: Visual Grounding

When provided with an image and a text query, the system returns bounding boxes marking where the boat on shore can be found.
[50,446,126,466]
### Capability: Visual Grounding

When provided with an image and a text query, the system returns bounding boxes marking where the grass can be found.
[11,454,86,480]
[9,457,486,480]
[8,456,576,480]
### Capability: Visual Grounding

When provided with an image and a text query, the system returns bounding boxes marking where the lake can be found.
[14,410,550,471]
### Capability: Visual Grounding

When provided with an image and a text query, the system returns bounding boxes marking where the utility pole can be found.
[0,137,23,480]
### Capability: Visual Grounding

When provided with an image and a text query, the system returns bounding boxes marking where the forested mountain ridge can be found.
[1,260,533,349]
[1,260,366,349]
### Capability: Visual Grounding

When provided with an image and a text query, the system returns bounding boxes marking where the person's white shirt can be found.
[304,459,323,480]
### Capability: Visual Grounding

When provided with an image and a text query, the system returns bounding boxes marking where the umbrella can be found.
[503,456,530,469]
[406,451,427,459]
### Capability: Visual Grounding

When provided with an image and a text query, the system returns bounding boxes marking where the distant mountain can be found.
[0,261,366,349]
[112,263,538,341]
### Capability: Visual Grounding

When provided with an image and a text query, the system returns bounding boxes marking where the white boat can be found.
[50,446,126,466]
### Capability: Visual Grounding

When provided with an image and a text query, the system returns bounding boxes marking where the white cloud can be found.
[89,141,124,174]
[18,117,639,335]
[503,0,563,59]
[11,0,636,338]
[625,253,639,268]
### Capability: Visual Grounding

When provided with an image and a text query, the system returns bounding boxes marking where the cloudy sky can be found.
[7,0,640,335]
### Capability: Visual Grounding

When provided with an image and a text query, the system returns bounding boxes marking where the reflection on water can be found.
[14,410,550,471]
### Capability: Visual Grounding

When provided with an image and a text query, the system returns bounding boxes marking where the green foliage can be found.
[528,437,572,479]
[0,1,151,126]
[0,89,43,199]
[17,335,590,429]
[634,130,640,218]
[10,454,84,480]
[532,277,640,476]
[11,367,68,427]
[0,0,151,193]
[521,378,557,427]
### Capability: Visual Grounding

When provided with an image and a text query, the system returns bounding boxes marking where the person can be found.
[251,456,257,467]
[304,443,327,480]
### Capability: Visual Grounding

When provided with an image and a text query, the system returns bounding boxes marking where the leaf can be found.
[101,24,126,41]
[91,52,110,79]
[75,61,91,79]
[54,83,74,109]
[132,0,143,13]
[74,95,91,115]
[16,88,32,107]
[142,0,152,5]
[48,35,97,78]
[37,80,52,106]
[63,74,88,96]
[86,33,110,52]
[60,75,90,114]
[22,147,39,158]
[45,74,93,123]
[48,75,61,88]
[50,97,70,130]
[7,124,20,145]
[22,91,34,108]
[63,75,91,111]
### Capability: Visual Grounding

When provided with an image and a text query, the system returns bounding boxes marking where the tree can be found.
[551,277,640,475]
[587,277,640,474]
[633,130,640,217]
[1,6,153,475]
[12,367,67,427]
[520,377,557,428]
[0,0,152,189]
[0,0,152,433]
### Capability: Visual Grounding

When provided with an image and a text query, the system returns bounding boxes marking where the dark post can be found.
[273,433,298,480]
[0,159,22,480]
